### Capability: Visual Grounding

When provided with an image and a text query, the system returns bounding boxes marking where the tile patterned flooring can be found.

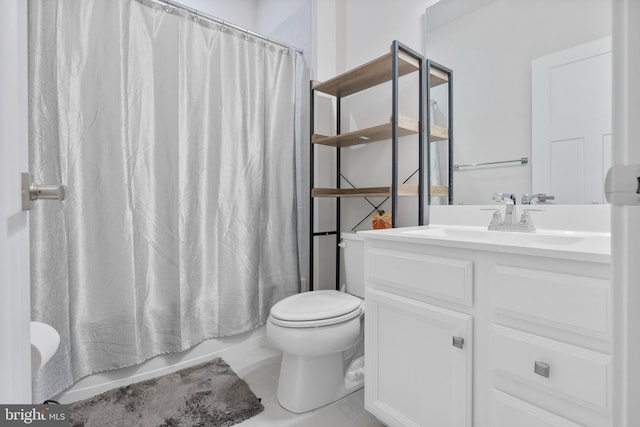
[219,336,385,427]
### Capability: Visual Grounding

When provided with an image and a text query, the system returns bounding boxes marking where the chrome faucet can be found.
[492,192,516,226]
[488,192,537,232]
[522,193,555,204]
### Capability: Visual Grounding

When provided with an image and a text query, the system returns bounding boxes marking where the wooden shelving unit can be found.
[309,41,453,291]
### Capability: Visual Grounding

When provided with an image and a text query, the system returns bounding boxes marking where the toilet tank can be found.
[340,232,365,298]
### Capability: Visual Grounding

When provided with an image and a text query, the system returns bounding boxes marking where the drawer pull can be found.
[534,361,550,378]
[452,336,465,349]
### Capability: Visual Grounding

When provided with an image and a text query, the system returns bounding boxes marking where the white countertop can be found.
[359,224,611,264]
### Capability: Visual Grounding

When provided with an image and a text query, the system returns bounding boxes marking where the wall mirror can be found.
[425,0,611,205]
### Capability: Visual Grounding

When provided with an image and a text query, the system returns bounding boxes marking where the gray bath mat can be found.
[69,357,263,427]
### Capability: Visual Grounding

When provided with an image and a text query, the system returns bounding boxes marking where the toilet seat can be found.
[270,290,363,328]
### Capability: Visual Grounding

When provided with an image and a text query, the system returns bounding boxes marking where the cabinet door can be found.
[365,288,472,427]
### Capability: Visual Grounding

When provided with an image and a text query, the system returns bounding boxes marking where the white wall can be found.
[255,0,307,36]
[426,0,611,204]
[179,0,310,47]
[182,0,311,40]
[179,0,257,29]
[340,0,439,71]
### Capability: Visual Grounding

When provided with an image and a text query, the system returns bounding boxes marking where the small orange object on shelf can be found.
[372,210,392,229]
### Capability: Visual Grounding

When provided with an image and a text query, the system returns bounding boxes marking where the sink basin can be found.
[403,226,610,252]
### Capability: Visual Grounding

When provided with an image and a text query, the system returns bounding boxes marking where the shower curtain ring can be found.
[220,21,227,32]
[192,11,200,23]
[243,30,250,41]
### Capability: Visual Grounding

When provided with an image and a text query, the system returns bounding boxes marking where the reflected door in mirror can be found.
[532,37,612,204]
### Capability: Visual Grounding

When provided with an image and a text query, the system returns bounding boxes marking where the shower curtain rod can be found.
[155,0,304,55]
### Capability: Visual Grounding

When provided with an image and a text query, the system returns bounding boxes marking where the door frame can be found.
[0,0,31,403]
[612,0,640,425]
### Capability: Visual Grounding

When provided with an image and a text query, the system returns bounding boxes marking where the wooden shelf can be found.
[312,185,449,198]
[429,66,449,87]
[313,117,448,147]
[431,186,449,198]
[313,51,420,97]
[313,116,419,147]
[312,184,419,198]
[430,125,449,142]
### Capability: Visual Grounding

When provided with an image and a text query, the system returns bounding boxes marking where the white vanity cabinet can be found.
[362,230,611,427]
[364,240,474,427]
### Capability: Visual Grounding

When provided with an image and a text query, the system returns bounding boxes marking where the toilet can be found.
[267,232,365,413]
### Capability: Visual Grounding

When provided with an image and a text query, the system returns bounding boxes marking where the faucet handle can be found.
[491,210,503,226]
[493,192,516,204]
[522,193,555,204]
[481,208,503,226]
[517,210,538,232]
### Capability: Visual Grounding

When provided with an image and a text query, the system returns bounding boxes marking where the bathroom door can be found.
[0,0,31,403]
[532,37,612,204]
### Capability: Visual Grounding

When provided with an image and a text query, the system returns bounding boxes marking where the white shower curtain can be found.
[29,0,300,398]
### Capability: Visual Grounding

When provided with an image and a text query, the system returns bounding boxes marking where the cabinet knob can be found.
[452,336,464,349]
[534,361,550,378]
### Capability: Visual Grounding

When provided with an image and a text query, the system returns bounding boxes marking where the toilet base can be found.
[276,352,364,413]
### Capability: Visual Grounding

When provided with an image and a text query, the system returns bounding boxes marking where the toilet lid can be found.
[270,290,362,323]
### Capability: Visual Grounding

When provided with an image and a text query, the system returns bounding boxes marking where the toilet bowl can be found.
[267,232,365,413]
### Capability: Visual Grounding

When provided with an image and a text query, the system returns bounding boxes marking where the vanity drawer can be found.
[490,389,582,427]
[490,324,610,412]
[367,247,473,306]
[492,265,610,339]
